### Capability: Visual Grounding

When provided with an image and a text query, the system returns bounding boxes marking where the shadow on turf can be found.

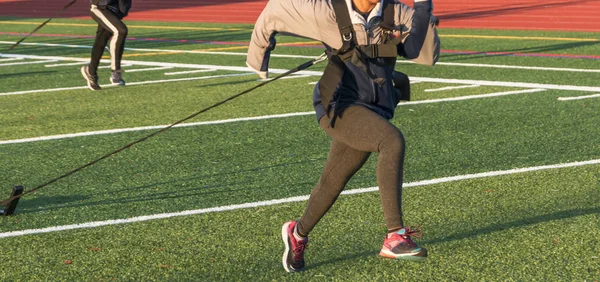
[16,194,90,211]
[421,206,600,245]
[308,206,600,269]
[14,181,255,215]
[17,157,324,214]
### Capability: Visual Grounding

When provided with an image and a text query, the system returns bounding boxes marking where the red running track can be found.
[0,0,599,32]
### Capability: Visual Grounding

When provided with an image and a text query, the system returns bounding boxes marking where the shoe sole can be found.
[80,67,99,91]
[281,222,293,273]
[109,79,125,86]
[379,250,427,261]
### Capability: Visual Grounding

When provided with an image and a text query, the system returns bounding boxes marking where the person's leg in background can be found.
[81,19,111,90]
[89,25,111,76]
[90,4,128,85]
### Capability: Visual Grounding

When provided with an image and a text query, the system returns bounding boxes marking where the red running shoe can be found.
[281,221,308,272]
[379,226,427,261]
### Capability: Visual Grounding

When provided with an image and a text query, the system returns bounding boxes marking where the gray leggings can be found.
[297,105,406,236]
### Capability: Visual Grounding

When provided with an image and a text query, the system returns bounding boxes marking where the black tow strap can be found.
[0,53,328,207]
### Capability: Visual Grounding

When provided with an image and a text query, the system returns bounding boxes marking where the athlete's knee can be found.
[115,25,128,38]
[378,129,406,156]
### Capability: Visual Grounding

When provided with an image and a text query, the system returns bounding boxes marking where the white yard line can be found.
[0,41,95,50]
[411,77,600,92]
[425,84,481,92]
[99,64,131,69]
[2,53,600,93]
[0,72,254,97]
[2,41,600,73]
[557,93,600,101]
[45,61,88,67]
[404,89,547,105]
[0,86,89,96]
[0,59,57,67]
[125,72,252,86]
[0,41,315,59]
[0,158,598,239]
[126,66,173,73]
[0,57,22,62]
[0,112,315,145]
[164,69,216,75]
[0,88,549,145]
[2,61,599,97]
[0,88,568,145]
[0,53,323,75]
[397,60,600,73]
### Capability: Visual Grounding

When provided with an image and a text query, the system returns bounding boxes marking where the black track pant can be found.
[88,5,128,75]
[297,105,407,236]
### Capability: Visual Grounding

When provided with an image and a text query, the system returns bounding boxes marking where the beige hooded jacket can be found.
[246,0,440,79]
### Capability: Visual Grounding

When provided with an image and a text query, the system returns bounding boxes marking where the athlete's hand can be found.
[431,15,440,26]
[267,35,276,52]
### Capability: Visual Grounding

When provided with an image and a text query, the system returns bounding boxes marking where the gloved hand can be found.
[431,15,440,26]
[392,71,411,103]
[267,34,277,52]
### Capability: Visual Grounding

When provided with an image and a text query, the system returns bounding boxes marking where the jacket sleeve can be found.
[118,0,132,18]
[246,0,341,79]
[395,0,440,66]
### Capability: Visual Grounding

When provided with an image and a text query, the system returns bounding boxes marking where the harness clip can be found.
[342,33,353,42]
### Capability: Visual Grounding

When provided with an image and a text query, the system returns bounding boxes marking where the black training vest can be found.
[318,0,399,126]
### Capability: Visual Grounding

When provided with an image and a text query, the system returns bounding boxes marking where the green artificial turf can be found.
[0,17,599,281]
[0,166,598,281]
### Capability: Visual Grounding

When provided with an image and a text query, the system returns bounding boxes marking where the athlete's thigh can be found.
[320,137,371,181]
[320,105,402,153]
[90,6,125,34]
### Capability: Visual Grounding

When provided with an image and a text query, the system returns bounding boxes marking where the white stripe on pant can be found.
[90,4,127,70]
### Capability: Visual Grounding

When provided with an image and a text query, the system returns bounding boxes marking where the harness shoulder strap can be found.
[320,0,397,126]
[331,0,356,54]
[381,0,395,33]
